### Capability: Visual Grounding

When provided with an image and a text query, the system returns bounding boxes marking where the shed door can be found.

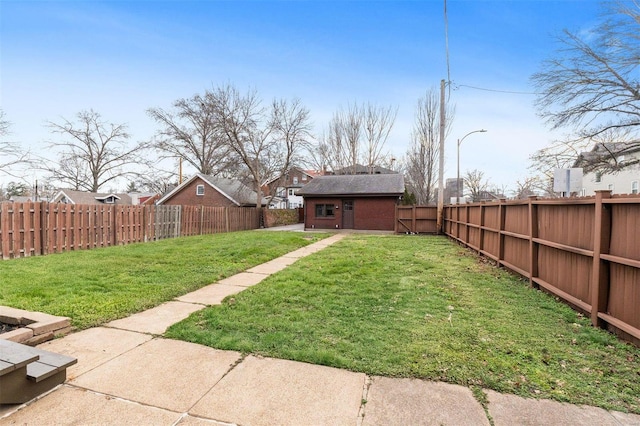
[342,200,354,229]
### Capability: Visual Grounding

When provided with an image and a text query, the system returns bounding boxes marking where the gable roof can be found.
[332,164,396,175]
[52,189,132,205]
[157,173,267,206]
[297,174,404,197]
[574,141,640,170]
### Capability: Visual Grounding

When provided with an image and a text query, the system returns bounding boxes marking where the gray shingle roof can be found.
[52,190,133,205]
[199,175,266,206]
[297,174,404,196]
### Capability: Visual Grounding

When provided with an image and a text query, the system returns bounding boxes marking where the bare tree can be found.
[148,93,235,175]
[531,1,640,171]
[322,104,362,174]
[363,103,397,173]
[404,90,454,204]
[464,169,490,202]
[212,84,312,207]
[318,102,396,174]
[45,110,149,192]
[0,110,30,178]
[529,126,637,177]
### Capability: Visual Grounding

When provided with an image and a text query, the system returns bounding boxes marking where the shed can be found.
[297,174,404,231]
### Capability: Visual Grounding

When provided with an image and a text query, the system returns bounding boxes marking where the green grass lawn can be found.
[0,231,327,329]
[166,235,640,414]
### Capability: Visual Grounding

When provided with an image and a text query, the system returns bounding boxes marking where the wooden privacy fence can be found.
[443,191,640,342]
[395,205,438,234]
[181,206,259,236]
[0,202,259,260]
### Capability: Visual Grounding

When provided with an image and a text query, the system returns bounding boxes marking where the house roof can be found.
[332,164,397,175]
[297,174,405,197]
[574,141,640,168]
[157,173,267,206]
[52,190,133,205]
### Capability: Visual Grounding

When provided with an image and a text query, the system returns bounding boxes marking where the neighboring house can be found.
[51,190,133,205]
[264,167,323,209]
[156,173,267,207]
[297,174,404,231]
[574,142,640,196]
[9,196,37,203]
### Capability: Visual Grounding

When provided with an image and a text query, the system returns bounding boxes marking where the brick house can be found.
[297,174,404,231]
[157,174,267,207]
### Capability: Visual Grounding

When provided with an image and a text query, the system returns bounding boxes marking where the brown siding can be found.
[163,177,237,207]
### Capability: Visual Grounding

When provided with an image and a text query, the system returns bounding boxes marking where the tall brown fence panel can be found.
[395,205,438,233]
[0,201,42,259]
[0,202,259,260]
[443,192,640,342]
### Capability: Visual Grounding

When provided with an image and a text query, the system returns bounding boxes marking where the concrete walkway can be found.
[1,233,639,425]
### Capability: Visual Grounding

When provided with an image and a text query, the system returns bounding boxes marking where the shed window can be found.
[196,185,205,196]
[315,204,335,217]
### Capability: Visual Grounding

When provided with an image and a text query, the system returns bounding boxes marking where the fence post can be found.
[591,190,612,327]
[479,203,486,253]
[498,199,506,264]
[528,196,539,288]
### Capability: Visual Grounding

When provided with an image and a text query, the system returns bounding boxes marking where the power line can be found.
[455,84,538,95]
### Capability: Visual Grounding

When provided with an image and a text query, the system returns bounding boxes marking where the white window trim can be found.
[196,184,205,196]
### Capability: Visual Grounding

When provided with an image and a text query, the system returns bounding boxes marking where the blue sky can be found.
[0,0,603,192]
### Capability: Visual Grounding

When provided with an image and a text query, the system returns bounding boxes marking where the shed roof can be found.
[297,174,404,197]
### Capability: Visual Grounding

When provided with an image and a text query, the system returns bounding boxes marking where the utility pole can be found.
[437,79,446,233]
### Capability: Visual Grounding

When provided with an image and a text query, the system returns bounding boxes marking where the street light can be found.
[457,129,487,203]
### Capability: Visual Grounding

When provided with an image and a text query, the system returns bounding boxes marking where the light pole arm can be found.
[456,129,487,203]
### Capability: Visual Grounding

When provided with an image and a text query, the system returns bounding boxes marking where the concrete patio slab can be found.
[486,390,628,426]
[177,283,246,305]
[71,338,241,413]
[363,376,489,426]
[246,257,297,275]
[105,301,205,335]
[216,271,268,288]
[190,355,365,426]
[37,327,152,379]
[0,385,182,424]
[610,410,640,425]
